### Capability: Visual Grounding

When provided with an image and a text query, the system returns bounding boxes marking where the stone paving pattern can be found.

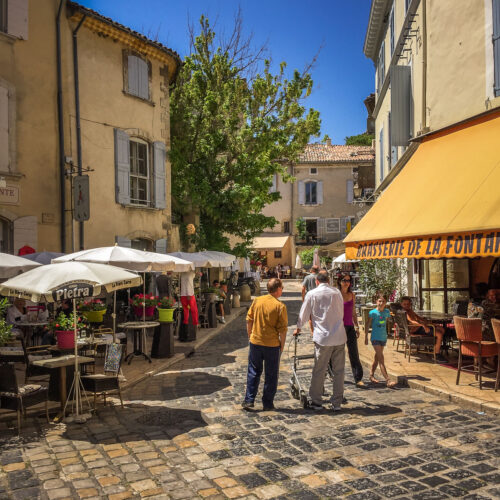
[0,284,499,499]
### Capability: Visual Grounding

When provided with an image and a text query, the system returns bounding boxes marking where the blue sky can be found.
[79,0,374,145]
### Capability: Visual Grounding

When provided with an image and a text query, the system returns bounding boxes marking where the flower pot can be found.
[203,293,217,303]
[82,310,106,323]
[56,330,75,350]
[134,306,155,318]
[158,308,175,323]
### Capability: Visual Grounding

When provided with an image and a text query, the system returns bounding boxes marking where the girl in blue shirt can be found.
[365,295,397,387]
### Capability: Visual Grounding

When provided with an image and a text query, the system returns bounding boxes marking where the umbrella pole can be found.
[112,291,116,343]
[73,298,80,417]
[143,272,146,322]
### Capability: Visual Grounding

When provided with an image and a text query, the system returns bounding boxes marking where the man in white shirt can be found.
[294,271,346,411]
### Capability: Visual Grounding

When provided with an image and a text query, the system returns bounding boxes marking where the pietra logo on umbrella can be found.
[51,282,95,301]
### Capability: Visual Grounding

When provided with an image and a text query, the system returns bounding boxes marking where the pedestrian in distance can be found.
[365,294,397,387]
[302,264,319,332]
[294,270,346,411]
[242,278,288,411]
[337,273,365,387]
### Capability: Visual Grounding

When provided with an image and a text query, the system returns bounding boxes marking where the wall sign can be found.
[0,185,19,204]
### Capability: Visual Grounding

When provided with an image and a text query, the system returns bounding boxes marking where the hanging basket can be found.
[158,308,175,323]
[56,330,75,350]
[82,310,106,323]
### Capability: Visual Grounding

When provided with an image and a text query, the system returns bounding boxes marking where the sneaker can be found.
[262,404,275,411]
[241,401,254,410]
[330,405,342,412]
[435,354,447,363]
[220,317,226,324]
[355,380,366,388]
[309,402,323,411]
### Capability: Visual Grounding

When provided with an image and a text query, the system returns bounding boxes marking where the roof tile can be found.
[298,144,375,163]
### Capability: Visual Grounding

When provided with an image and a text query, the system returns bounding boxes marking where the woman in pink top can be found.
[337,273,365,387]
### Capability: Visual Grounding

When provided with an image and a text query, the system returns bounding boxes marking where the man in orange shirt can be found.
[242,278,288,411]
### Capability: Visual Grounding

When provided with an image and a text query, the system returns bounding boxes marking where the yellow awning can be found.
[345,111,500,260]
[253,234,290,251]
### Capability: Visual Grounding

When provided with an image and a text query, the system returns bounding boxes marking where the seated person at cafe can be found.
[480,289,500,341]
[213,280,226,324]
[400,296,446,363]
[56,298,72,317]
[6,298,27,338]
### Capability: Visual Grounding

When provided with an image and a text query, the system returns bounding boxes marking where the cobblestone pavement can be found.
[1,285,500,499]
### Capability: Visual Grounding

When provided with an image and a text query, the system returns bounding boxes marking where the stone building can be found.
[0,0,181,255]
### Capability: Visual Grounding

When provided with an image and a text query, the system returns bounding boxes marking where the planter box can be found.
[56,330,74,349]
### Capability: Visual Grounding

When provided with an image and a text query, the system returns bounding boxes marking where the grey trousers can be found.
[309,342,345,407]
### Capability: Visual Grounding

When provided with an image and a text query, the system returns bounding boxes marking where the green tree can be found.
[358,259,408,302]
[345,132,374,146]
[299,246,319,267]
[170,15,321,255]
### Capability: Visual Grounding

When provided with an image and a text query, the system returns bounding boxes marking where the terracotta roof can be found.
[67,2,181,68]
[298,144,375,164]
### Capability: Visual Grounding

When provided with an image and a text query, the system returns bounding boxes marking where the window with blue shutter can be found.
[493,0,500,97]
[377,41,385,94]
[153,141,167,209]
[114,129,131,205]
[305,181,317,204]
[126,53,150,100]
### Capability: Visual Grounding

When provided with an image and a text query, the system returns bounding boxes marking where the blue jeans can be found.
[244,342,281,407]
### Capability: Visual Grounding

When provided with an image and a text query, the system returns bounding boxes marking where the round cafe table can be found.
[118,321,159,364]
[16,321,49,346]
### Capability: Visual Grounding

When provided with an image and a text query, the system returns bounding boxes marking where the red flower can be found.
[55,324,60,328]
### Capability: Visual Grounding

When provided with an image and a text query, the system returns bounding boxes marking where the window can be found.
[405,0,411,13]
[0,0,7,33]
[269,173,277,193]
[326,218,340,233]
[420,259,470,313]
[129,139,150,206]
[0,216,12,253]
[0,0,28,39]
[131,238,153,251]
[125,53,150,100]
[305,181,317,204]
[274,250,282,258]
[390,6,395,55]
[309,167,317,175]
[283,221,290,233]
[377,41,385,94]
[379,128,384,182]
[493,0,500,97]
[114,128,167,209]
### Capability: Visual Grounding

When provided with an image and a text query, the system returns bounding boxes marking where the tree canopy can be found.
[344,132,374,146]
[170,16,321,255]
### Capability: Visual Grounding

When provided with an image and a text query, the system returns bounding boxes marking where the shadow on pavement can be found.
[157,372,232,401]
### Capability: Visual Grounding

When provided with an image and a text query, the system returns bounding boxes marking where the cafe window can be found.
[419,259,470,313]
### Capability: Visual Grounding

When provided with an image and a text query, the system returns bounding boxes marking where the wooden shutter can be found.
[128,55,139,96]
[377,41,385,93]
[7,0,28,39]
[298,180,305,205]
[0,86,8,171]
[317,218,326,239]
[155,238,168,254]
[115,236,132,247]
[153,141,166,209]
[137,58,149,99]
[391,65,412,146]
[346,179,353,203]
[114,128,130,205]
[494,0,500,97]
[317,181,323,204]
[379,128,384,182]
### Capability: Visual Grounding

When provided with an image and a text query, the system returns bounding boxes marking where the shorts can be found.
[371,340,387,347]
[414,326,432,335]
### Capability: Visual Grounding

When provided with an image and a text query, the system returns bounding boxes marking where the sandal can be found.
[370,375,381,384]
[386,380,397,388]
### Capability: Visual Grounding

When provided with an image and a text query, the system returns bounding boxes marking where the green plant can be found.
[358,259,408,302]
[0,319,13,346]
[130,294,159,307]
[295,218,307,240]
[158,296,176,308]
[204,287,218,294]
[299,246,319,267]
[0,297,9,318]
[49,312,87,332]
[345,132,374,146]
[78,299,107,312]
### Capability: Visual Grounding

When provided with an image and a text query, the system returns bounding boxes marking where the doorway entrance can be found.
[305,219,317,243]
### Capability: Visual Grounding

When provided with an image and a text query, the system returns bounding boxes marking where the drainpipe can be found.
[421,0,427,130]
[56,0,66,252]
[72,14,86,250]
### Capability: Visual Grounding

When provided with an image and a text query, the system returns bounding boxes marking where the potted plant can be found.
[49,312,87,349]
[130,293,159,318]
[0,298,13,347]
[202,287,218,303]
[78,299,107,323]
[157,296,176,323]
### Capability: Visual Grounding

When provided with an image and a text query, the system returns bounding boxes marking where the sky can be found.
[79,0,375,145]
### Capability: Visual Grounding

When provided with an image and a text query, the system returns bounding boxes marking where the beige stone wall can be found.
[261,165,293,233]
[0,0,178,253]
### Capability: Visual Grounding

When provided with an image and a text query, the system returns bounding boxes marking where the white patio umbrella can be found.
[200,251,236,268]
[53,246,194,330]
[295,254,303,269]
[167,251,220,268]
[0,252,42,279]
[24,251,65,265]
[313,247,320,267]
[0,262,142,421]
[332,253,359,265]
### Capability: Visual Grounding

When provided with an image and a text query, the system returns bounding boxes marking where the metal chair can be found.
[81,343,125,409]
[22,342,52,384]
[394,310,436,362]
[491,318,500,392]
[197,299,210,329]
[454,316,497,390]
[0,362,49,433]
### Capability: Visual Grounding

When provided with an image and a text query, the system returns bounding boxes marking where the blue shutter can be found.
[494,0,500,97]
[317,181,323,204]
[153,141,166,209]
[379,128,384,182]
[114,129,130,205]
[137,58,149,99]
[391,65,412,146]
[128,55,139,96]
[155,238,168,253]
[346,179,354,203]
[377,41,385,93]
[298,180,305,204]
[390,7,395,55]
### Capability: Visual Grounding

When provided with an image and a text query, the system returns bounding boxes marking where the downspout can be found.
[56,0,66,252]
[72,14,86,250]
[421,0,427,130]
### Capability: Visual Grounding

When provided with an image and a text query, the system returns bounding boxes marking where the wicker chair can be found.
[491,318,500,392]
[0,362,49,433]
[394,310,436,362]
[454,316,497,390]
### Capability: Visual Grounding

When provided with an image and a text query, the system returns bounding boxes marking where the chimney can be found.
[325,138,332,146]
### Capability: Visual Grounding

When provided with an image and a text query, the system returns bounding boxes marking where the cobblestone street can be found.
[1,283,500,499]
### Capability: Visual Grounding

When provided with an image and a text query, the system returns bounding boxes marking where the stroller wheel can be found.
[290,379,300,400]
[301,394,309,409]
